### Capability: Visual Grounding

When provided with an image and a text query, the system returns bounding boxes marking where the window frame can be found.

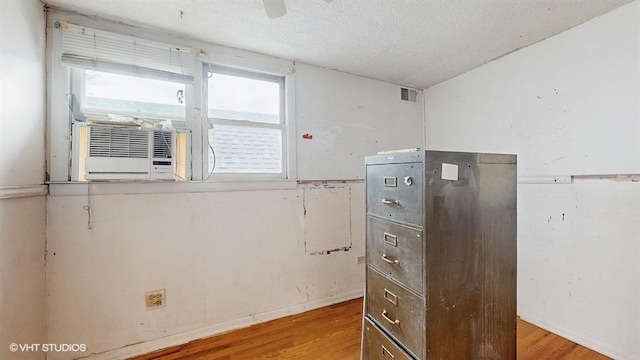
[47,12,296,185]
[203,64,288,180]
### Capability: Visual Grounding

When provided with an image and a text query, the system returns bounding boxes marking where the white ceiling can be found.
[43,0,633,89]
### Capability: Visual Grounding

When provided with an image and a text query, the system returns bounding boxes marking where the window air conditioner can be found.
[77,124,177,181]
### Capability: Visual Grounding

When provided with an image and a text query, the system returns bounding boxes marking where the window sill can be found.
[47,179,298,197]
[0,185,48,200]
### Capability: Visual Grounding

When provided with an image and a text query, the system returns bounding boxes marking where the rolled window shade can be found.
[61,23,194,83]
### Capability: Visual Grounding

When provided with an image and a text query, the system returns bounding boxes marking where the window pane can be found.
[208,125,282,174]
[207,73,280,124]
[84,70,185,118]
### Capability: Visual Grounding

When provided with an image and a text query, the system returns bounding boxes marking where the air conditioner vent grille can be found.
[153,130,173,159]
[89,127,149,158]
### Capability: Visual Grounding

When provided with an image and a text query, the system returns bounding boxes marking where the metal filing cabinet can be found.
[361,150,517,360]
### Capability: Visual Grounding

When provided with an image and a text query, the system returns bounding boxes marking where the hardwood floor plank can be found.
[130,298,610,360]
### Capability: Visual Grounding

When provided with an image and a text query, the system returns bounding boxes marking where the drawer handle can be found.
[381,254,399,265]
[381,198,400,206]
[381,345,395,359]
[382,309,400,325]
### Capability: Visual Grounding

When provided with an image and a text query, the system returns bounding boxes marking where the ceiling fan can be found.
[263,0,333,19]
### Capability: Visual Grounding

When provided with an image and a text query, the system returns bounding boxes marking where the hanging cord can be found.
[203,121,216,181]
[83,181,93,230]
[189,109,216,183]
[203,55,217,179]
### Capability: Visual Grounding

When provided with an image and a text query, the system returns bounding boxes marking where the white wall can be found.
[0,0,46,186]
[46,183,365,360]
[0,198,46,360]
[46,64,420,358]
[296,63,423,180]
[424,2,639,359]
[0,0,47,359]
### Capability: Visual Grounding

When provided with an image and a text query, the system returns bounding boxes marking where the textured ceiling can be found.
[43,0,633,89]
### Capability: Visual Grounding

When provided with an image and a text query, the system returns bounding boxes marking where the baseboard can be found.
[519,312,637,360]
[81,290,364,360]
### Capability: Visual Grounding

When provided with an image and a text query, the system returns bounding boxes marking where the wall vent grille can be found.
[401,87,417,102]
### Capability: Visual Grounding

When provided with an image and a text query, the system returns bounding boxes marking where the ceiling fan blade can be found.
[263,0,287,19]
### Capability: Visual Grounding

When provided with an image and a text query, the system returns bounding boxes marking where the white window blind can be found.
[60,23,194,83]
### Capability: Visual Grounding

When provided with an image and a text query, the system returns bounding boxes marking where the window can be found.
[50,20,294,183]
[81,70,186,120]
[206,67,286,177]
[70,69,190,181]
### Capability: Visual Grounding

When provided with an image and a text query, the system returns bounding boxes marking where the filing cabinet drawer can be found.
[367,266,424,358]
[367,216,423,294]
[363,317,414,360]
[366,163,423,226]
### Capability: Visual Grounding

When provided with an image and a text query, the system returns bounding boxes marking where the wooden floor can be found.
[131,298,610,360]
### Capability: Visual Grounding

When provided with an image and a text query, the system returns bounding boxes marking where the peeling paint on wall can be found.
[308,246,352,256]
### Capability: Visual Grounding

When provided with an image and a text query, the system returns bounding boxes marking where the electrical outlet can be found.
[145,289,166,310]
[357,256,366,264]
